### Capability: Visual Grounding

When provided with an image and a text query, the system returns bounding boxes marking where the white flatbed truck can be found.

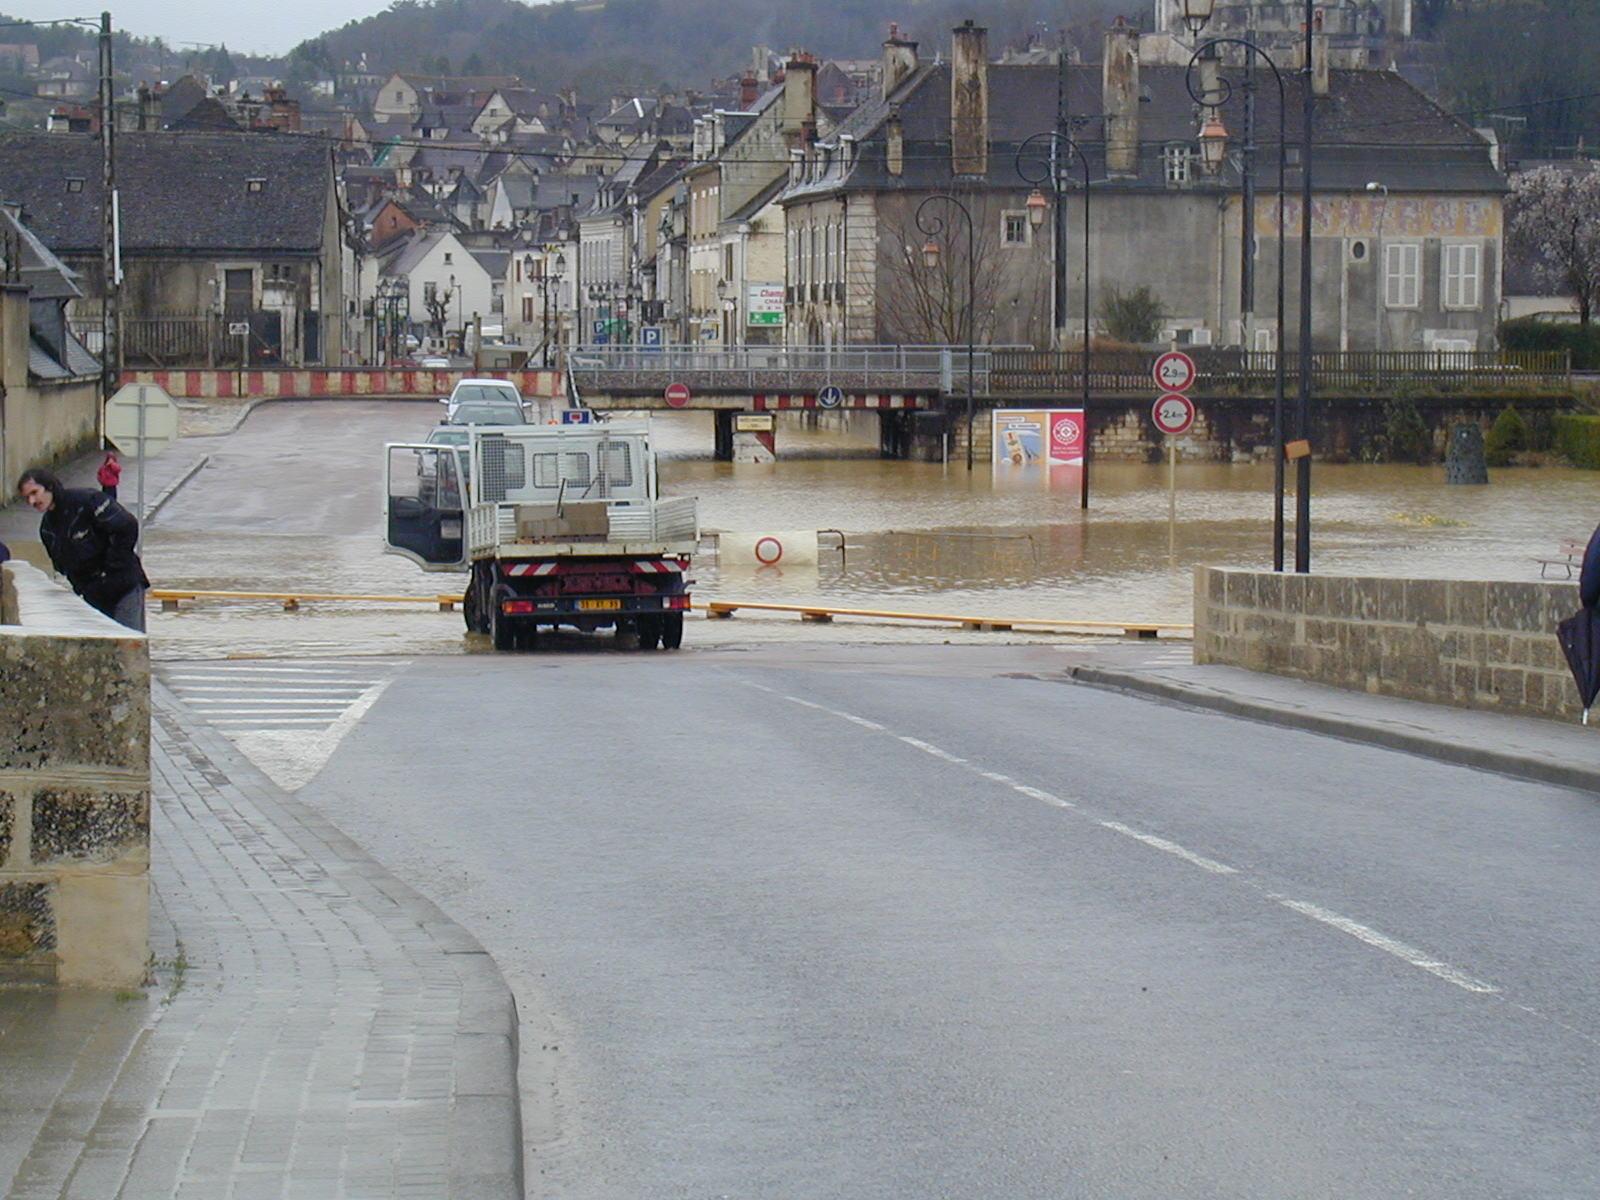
[383,421,697,650]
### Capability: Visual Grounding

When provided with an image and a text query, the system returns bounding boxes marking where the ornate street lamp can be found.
[1179,0,1217,36]
[914,195,976,470]
[1198,112,1229,174]
[1186,34,1291,572]
[1016,129,1095,508]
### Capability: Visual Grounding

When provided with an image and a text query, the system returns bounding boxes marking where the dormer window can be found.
[1163,144,1191,186]
[66,177,83,193]
[443,251,453,265]
[246,178,266,194]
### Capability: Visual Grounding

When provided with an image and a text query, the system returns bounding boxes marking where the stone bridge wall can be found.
[0,562,150,986]
[1195,566,1583,722]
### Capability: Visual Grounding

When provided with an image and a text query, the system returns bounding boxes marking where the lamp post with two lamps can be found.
[1181,0,1314,572]
[1016,130,1094,507]
[1366,181,1388,358]
[914,194,977,470]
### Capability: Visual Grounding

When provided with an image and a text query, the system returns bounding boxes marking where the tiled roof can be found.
[0,132,334,255]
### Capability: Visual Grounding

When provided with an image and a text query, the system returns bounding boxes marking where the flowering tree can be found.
[1507,166,1600,326]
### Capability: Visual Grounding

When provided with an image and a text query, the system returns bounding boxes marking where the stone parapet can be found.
[0,562,149,986]
[1195,566,1584,722]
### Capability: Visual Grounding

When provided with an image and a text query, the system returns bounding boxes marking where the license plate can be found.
[578,599,622,611]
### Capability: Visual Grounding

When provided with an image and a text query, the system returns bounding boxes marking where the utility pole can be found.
[98,11,117,412]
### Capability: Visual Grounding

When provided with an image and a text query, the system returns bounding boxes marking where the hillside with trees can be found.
[288,0,1137,96]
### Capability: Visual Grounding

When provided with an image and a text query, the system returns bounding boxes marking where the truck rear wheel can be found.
[661,612,684,650]
[490,586,516,651]
[636,614,661,650]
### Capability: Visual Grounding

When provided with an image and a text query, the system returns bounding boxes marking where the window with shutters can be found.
[1442,242,1481,310]
[1385,242,1420,309]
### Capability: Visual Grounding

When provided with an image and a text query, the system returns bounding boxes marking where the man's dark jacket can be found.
[38,488,149,614]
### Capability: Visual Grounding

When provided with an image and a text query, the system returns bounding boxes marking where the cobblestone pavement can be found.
[0,683,521,1200]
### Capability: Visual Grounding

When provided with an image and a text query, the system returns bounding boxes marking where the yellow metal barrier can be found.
[698,600,1189,639]
[148,589,1188,638]
[150,589,461,613]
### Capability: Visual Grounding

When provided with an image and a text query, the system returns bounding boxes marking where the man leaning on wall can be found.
[15,467,150,632]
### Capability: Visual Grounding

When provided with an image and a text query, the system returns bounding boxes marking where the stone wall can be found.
[0,562,150,986]
[1195,566,1583,721]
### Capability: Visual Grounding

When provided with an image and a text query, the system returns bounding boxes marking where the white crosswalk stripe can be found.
[158,660,408,790]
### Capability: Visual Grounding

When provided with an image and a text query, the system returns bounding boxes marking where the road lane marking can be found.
[169,683,371,692]
[1273,897,1498,994]
[897,736,967,764]
[1012,784,1072,808]
[748,674,1504,997]
[1097,821,1238,875]
[783,695,886,730]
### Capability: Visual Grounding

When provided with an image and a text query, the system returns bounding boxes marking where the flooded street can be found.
[140,401,1598,659]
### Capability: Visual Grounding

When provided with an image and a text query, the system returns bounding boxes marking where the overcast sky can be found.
[3,1,389,56]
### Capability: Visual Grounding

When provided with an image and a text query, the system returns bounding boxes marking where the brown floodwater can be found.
[139,406,1599,660]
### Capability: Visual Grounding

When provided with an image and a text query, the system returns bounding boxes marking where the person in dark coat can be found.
[1582,522,1600,611]
[16,466,149,631]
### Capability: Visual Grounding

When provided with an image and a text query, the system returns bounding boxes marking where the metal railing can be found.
[563,344,1014,394]
[991,348,1573,395]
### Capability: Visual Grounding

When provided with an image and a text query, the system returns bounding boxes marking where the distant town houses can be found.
[0,3,1532,369]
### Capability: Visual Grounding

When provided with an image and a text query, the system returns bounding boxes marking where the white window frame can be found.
[1385,242,1421,310]
[1442,241,1482,311]
[1164,143,1191,186]
[1001,210,1031,247]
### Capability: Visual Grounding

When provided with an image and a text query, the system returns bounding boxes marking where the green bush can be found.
[1097,285,1167,344]
[1499,317,1600,369]
[1554,413,1600,468]
[1484,405,1529,465]
[1376,395,1431,463]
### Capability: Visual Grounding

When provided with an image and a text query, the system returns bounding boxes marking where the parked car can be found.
[444,400,527,427]
[418,356,451,368]
[441,378,525,420]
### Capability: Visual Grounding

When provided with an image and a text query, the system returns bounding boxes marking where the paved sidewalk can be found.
[1071,657,1600,793]
[0,683,522,1199]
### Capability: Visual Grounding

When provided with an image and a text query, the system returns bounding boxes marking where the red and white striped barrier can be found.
[119,368,565,400]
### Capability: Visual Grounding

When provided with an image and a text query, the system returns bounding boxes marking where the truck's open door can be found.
[383,443,467,571]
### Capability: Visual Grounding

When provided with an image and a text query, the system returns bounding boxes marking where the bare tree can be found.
[878,204,1005,346]
[423,281,456,341]
[1508,165,1600,326]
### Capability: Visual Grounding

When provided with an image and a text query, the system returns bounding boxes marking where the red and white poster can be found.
[993,409,1085,467]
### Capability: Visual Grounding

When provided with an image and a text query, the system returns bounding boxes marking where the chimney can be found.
[950,20,988,177]
[739,71,758,109]
[885,108,904,176]
[881,22,918,101]
[783,52,817,139]
[1103,17,1139,177]
[753,44,771,81]
[1311,10,1329,97]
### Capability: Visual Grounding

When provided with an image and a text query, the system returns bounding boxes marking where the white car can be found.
[440,379,525,419]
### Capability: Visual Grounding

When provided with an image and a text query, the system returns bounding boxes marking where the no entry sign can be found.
[1152,350,1197,393]
[664,381,692,408]
[1152,392,1196,436]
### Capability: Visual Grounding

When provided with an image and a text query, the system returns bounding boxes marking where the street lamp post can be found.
[1366,181,1388,359]
[915,194,977,470]
[1184,7,1293,572]
[1016,130,1094,508]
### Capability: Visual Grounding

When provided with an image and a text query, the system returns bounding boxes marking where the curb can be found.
[1069,665,1600,795]
[152,682,525,1197]
[144,453,210,521]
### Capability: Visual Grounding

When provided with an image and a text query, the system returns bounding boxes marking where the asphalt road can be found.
[285,643,1600,1199]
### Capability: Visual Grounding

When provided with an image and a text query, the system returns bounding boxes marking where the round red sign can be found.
[664,381,692,408]
[754,536,784,565]
[1152,392,1196,436]
[1152,351,1197,393]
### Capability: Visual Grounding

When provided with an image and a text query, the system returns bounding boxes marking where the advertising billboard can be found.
[992,409,1085,467]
